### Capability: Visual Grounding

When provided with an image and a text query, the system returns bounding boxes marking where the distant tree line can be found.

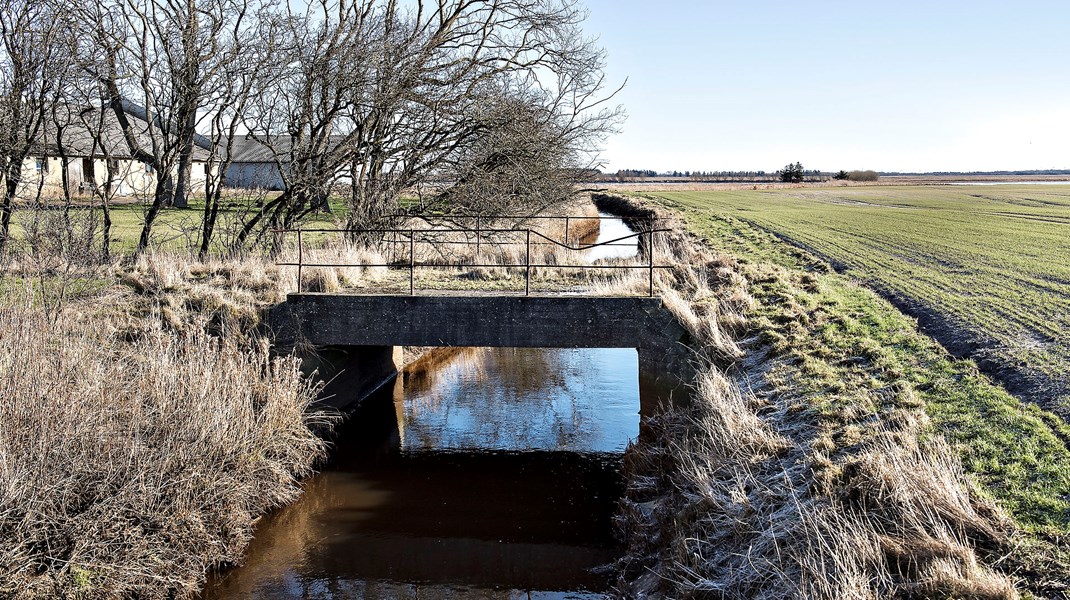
[601,169,776,182]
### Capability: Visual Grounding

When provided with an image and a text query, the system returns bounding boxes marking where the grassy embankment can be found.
[0,197,361,598]
[614,188,1068,597]
[0,252,337,598]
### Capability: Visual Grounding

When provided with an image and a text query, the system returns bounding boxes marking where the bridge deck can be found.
[273,293,687,350]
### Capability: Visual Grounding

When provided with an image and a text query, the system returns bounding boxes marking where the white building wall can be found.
[2,156,210,200]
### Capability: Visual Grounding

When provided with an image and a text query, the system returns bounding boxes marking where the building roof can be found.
[224,134,349,164]
[34,103,211,162]
[225,135,285,163]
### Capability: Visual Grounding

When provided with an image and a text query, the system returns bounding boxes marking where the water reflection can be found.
[400,348,640,453]
[203,347,641,599]
[583,214,639,263]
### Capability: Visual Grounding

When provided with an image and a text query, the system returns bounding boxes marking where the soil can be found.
[746,220,1070,423]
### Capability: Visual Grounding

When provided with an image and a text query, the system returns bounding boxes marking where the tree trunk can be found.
[136,184,171,254]
[233,190,290,251]
[173,144,193,209]
[199,187,219,258]
[172,111,197,209]
[101,162,115,261]
[0,174,17,250]
[101,201,112,261]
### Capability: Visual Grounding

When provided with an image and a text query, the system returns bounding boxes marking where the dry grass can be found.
[0,292,329,599]
[276,201,655,296]
[610,194,1017,599]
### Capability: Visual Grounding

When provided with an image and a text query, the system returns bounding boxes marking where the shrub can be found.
[846,170,879,182]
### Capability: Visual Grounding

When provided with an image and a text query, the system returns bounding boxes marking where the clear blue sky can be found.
[583,0,1070,173]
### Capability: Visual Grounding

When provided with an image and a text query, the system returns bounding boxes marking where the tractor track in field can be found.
[738,217,1070,430]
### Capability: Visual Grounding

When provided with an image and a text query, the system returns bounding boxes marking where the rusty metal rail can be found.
[274,223,673,297]
[377,211,677,246]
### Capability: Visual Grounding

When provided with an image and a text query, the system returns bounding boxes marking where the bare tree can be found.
[233,0,621,249]
[231,1,379,248]
[197,1,274,256]
[12,0,620,256]
[77,0,254,254]
[0,0,63,250]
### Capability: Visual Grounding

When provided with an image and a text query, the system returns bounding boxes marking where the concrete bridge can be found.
[270,293,696,408]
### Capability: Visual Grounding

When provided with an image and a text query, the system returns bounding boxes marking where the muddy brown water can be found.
[202,346,662,600]
[203,215,652,599]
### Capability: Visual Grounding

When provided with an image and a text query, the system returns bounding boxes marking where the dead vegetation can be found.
[0,190,1031,598]
[0,292,328,599]
[0,215,341,597]
[0,197,626,598]
[611,194,1020,599]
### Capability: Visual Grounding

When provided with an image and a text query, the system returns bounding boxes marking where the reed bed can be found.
[0,295,329,599]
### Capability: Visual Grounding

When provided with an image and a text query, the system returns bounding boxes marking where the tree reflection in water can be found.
[203,347,638,599]
[399,347,639,453]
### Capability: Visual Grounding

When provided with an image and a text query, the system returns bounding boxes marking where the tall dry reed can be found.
[0,295,329,599]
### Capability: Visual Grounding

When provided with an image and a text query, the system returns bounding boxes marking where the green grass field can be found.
[7,195,348,256]
[651,185,1070,417]
[646,186,1070,586]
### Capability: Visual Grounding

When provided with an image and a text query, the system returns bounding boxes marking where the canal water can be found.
[203,347,644,599]
[582,213,639,263]
[203,214,649,599]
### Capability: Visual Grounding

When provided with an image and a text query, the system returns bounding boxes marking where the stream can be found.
[203,348,647,599]
[203,215,648,599]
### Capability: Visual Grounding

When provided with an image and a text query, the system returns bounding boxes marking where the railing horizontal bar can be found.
[276,229,667,252]
[280,262,675,270]
[272,227,670,235]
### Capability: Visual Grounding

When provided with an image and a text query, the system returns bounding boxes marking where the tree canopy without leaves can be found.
[237,0,622,247]
[3,0,621,255]
[0,0,65,249]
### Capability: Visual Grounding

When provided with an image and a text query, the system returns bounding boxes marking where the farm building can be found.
[6,104,210,199]
[223,134,350,191]
[223,136,286,190]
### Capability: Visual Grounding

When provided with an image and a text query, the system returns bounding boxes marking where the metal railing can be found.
[384,212,653,247]
[274,221,673,297]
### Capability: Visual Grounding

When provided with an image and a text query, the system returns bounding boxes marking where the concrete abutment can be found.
[270,294,697,407]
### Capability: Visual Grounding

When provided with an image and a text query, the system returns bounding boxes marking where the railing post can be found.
[297,228,304,293]
[409,228,415,295]
[525,228,531,296]
[564,216,570,246]
[648,230,654,297]
[475,215,481,258]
